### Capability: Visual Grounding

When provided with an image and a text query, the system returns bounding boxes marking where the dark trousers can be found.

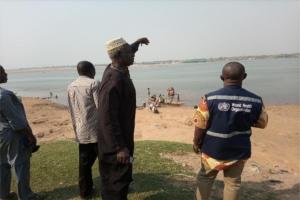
[0,160,34,200]
[99,155,133,200]
[79,143,98,198]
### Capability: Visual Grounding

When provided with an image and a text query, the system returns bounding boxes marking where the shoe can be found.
[0,192,17,200]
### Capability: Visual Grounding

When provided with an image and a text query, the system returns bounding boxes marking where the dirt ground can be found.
[23,97,300,199]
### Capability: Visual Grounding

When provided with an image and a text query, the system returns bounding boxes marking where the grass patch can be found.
[9,140,280,200]
[26,141,194,200]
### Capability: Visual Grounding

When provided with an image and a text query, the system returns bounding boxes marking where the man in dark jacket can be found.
[97,37,149,200]
[193,62,268,200]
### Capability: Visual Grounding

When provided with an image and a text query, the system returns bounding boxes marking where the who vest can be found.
[201,85,262,160]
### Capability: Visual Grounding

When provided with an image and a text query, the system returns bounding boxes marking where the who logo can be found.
[218,102,230,111]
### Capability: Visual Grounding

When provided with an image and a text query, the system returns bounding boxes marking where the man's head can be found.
[220,62,247,86]
[0,65,8,84]
[106,38,134,68]
[77,61,96,78]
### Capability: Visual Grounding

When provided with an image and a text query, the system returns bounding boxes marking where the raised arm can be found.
[130,37,150,54]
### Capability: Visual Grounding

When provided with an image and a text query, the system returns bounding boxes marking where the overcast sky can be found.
[0,0,299,69]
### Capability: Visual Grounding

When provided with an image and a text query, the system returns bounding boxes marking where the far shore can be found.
[7,52,299,72]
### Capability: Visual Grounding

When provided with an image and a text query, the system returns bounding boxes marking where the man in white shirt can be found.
[67,61,100,199]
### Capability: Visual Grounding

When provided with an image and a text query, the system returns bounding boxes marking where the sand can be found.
[22,97,300,199]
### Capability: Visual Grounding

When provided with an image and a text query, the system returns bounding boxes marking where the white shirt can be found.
[67,76,100,143]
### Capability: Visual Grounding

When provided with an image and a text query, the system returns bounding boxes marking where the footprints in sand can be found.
[32,119,48,125]
[30,117,72,140]
[53,120,70,127]
[184,118,193,126]
[36,132,45,138]
[32,118,70,127]
[161,152,297,193]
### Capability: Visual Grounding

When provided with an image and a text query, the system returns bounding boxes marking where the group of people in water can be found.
[0,36,268,200]
[146,87,181,113]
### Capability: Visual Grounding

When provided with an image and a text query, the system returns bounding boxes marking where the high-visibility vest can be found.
[201,85,263,160]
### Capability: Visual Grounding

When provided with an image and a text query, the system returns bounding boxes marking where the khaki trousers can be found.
[195,161,245,200]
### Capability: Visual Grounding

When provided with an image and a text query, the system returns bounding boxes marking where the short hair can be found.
[0,65,6,83]
[0,65,4,74]
[77,61,95,76]
[222,62,245,80]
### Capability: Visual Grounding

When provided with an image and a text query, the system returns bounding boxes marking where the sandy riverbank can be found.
[22,97,300,199]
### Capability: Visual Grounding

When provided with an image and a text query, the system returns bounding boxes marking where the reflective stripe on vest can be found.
[207,95,262,103]
[206,130,251,138]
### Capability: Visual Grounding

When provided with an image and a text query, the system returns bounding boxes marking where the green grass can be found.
[28,141,195,200]
[10,140,281,200]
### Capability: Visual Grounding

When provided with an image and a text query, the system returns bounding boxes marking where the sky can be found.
[0,0,299,69]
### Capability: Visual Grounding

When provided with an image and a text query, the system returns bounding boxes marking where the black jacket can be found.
[97,65,136,156]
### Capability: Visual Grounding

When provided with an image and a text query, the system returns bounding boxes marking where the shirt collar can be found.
[110,64,129,73]
[224,85,242,89]
[78,75,92,79]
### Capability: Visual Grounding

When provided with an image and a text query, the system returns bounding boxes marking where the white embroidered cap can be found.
[106,37,128,53]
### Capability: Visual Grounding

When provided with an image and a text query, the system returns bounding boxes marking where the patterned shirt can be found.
[67,76,100,144]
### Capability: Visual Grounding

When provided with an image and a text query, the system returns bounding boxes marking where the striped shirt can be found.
[67,76,100,144]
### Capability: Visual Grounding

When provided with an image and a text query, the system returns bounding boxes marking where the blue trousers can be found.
[0,159,35,200]
[0,132,35,200]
